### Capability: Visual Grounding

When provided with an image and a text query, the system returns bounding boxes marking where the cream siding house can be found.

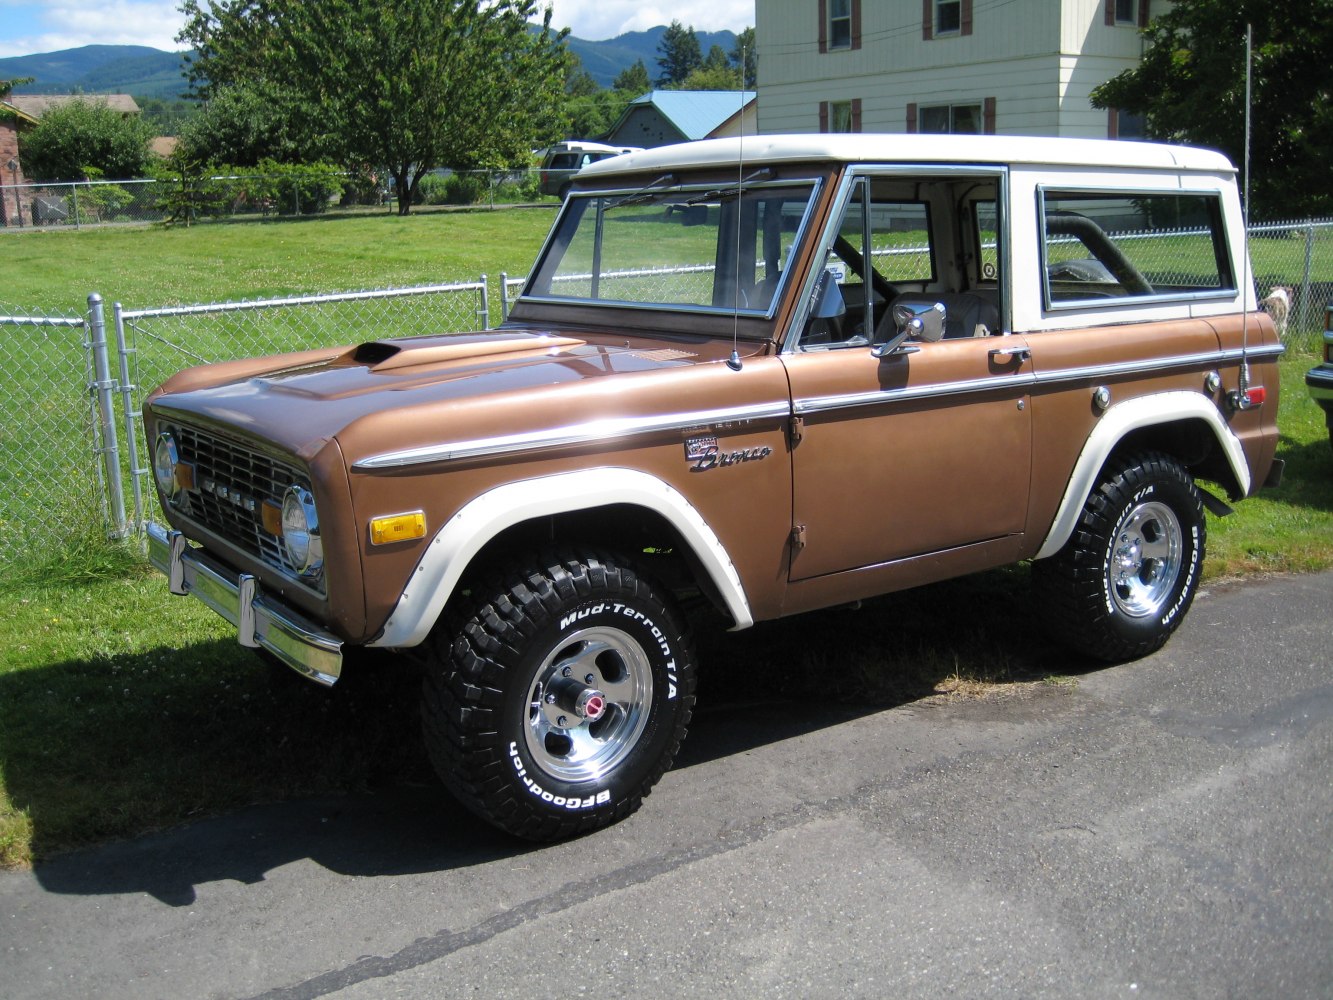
[756,0,1159,138]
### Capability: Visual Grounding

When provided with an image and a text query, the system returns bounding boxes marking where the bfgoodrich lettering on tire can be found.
[1034,452,1205,662]
[421,548,696,840]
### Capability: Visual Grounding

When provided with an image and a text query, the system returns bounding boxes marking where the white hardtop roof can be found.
[579,133,1236,178]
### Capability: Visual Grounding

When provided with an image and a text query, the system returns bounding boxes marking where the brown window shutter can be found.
[983,96,996,134]
[962,0,974,36]
[820,101,830,133]
[906,102,918,133]
[1108,108,1118,138]
[923,0,934,40]
[852,98,863,133]
[819,0,828,53]
[1104,0,1115,25]
[852,0,863,50]
[1138,0,1150,28]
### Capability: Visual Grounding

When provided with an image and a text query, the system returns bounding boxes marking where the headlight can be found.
[281,485,322,578]
[153,434,180,499]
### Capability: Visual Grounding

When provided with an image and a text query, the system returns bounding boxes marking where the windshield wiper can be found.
[606,173,678,210]
[682,168,776,207]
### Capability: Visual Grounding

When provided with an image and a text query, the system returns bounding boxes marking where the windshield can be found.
[524,180,821,322]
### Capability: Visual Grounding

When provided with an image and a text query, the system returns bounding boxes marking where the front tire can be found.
[1034,452,1205,662]
[422,549,696,840]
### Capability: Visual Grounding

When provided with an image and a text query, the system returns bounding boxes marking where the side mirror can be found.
[810,269,848,320]
[871,300,946,358]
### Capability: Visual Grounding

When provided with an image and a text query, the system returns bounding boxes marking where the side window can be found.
[1040,190,1235,309]
[974,200,1000,284]
[806,181,936,349]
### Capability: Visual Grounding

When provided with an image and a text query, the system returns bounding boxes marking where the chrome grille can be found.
[159,421,321,593]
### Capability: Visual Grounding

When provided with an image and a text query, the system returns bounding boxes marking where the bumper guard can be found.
[147,522,343,685]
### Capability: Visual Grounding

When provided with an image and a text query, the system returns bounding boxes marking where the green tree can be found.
[1091,0,1333,218]
[731,27,757,89]
[656,20,702,87]
[18,99,155,181]
[613,60,652,95]
[680,45,741,90]
[174,84,313,167]
[179,0,568,215]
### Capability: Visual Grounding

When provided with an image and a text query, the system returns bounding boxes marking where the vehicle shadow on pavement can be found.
[11,568,1086,905]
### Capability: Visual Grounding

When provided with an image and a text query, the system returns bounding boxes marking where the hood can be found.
[148,327,767,463]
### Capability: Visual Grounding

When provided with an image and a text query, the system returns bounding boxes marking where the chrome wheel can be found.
[1108,499,1183,619]
[524,626,653,783]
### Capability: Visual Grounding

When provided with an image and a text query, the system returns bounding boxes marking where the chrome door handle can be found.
[989,346,1030,362]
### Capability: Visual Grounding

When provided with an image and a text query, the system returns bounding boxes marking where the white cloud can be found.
[0,0,753,59]
[545,0,755,39]
[0,1,187,56]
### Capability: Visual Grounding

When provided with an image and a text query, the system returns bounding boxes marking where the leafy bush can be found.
[19,99,155,182]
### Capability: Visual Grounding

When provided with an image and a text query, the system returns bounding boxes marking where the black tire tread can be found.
[1034,451,1205,663]
[421,547,696,841]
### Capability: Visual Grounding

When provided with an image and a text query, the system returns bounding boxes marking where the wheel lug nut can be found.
[561,666,572,677]
[585,674,595,684]
[545,693,556,704]
[557,715,568,728]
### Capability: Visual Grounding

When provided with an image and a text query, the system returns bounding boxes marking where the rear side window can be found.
[1039,190,1235,309]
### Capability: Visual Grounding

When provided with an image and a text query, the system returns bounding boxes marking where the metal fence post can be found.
[479,273,490,330]
[113,301,145,533]
[87,293,128,538]
[500,272,510,323]
[1299,223,1316,333]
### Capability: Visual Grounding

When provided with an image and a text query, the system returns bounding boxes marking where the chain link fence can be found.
[0,170,556,230]
[2,215,1330,571]
[0,281,488,572]
[0,304,106,566]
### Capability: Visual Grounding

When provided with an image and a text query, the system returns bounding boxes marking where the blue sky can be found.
[0,1,756,59]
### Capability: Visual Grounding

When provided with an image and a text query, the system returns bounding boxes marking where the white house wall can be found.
[757,0,1159,137]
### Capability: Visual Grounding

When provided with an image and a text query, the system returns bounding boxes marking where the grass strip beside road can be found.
[1,212,1331,868]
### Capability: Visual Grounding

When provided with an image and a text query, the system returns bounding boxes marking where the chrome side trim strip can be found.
[148,522,343,685]
[793,344,1285,417]
[1031,345,1286,387]
[354,401,792,470]
[795,371,1035,415]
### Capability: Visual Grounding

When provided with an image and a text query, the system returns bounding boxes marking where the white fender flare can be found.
[1034,391,1251,561]
[369,468,753,648]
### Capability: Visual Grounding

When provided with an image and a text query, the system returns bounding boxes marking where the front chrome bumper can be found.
[147,521,343,685]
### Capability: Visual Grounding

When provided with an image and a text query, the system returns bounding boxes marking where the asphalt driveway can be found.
[4,571,1330,999]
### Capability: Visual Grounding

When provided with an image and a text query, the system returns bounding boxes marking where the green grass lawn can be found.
[1,208,1331,869]
[3,205,559,316]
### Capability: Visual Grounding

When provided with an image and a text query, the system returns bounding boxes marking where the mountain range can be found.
[0,27,740,102]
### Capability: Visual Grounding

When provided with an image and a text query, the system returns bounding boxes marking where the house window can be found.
[820,0,862,53]
[920,103,981,134]
[1105,0,1149,27]
[820,99,862,133]
[923,0,973,40]
[830,0,852,48]
[936,0,962,33]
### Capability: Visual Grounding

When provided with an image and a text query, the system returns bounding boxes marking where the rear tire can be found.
[421,548,696,840]
[1034,452,1205,662]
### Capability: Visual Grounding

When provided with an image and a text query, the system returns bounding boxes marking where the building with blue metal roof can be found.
[606,90,758,148]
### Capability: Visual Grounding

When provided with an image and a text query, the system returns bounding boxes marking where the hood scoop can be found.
[352,333,583,371]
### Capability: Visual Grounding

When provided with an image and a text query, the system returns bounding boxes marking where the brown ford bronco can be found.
[145,135,1283,840]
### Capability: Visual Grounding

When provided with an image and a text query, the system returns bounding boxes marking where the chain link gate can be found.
[0,303,108,569]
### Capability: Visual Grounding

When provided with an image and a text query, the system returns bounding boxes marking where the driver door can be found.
[781,172,1033,582]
